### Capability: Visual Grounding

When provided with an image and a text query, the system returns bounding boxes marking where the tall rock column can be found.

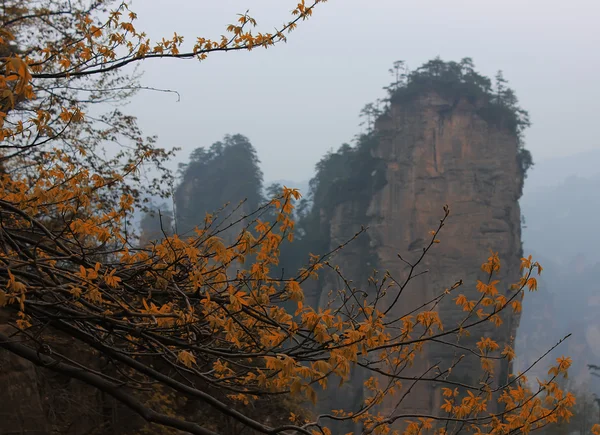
[317,91,524,424]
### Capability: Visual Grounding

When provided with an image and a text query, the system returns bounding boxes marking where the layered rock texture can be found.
[313,91,525,426]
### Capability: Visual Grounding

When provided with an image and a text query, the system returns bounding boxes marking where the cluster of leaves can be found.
[0,166,577,434]
[0,0,326,205]
[0,1,579,434]
[0,0,179,211]
[533,379,600,435]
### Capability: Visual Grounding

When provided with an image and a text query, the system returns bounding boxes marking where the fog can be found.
[515,149,600,389]
[127,0,600,181]
[129,0,600,395]
[5,2,600,433]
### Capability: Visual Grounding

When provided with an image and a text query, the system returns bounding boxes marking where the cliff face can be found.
[316,91,524,422]
[0,318,145,435]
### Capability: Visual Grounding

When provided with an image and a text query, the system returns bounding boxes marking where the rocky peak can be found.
[314,89,525,426]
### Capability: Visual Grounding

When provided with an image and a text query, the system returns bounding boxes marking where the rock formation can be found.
[0,61,531,433]
[313,90,526,427]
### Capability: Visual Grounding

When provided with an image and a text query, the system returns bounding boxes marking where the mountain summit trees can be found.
[174,134,264,236]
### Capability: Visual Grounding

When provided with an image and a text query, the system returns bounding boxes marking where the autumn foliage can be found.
[0,1,577,434]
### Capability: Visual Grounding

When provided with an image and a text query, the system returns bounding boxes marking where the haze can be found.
[129,0,600,398]
[2,1,600,432]
[127,0,600,182]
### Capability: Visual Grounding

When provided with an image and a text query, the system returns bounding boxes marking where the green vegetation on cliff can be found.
[156,59,534,286]
[385,57,532,178]
[292,57,533,276]
[173,134,264,235]
[296,132,387,258]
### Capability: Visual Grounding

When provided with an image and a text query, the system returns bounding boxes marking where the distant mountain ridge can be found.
[522,148,600,266]
[516,148,600,390]
[524,148,600,192]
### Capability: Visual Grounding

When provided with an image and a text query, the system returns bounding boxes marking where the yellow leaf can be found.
[70,287,82,299]
[502,345,516,361]
[290,378,302,395]
[178,350,196,368]
[526,277,538,291]
[442,387,453,397]
[441,399,453,413]
[306,385,317,404]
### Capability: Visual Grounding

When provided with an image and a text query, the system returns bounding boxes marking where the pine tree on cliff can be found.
[174,134,264,234]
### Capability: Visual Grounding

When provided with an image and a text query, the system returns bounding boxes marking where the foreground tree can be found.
[534,377,599,435]
[0,1,577,434]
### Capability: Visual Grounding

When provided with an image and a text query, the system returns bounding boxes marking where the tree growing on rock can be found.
[0,1,578,434]
[174,134,264,237]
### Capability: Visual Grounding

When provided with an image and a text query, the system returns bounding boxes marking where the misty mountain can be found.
[516,149,600,390]
[133,143,600,391]
[266,149,600,390]
[524,148,600,192]
[522,172,600,265]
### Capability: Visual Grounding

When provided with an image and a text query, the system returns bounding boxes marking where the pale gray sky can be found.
[126,0,600,183]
